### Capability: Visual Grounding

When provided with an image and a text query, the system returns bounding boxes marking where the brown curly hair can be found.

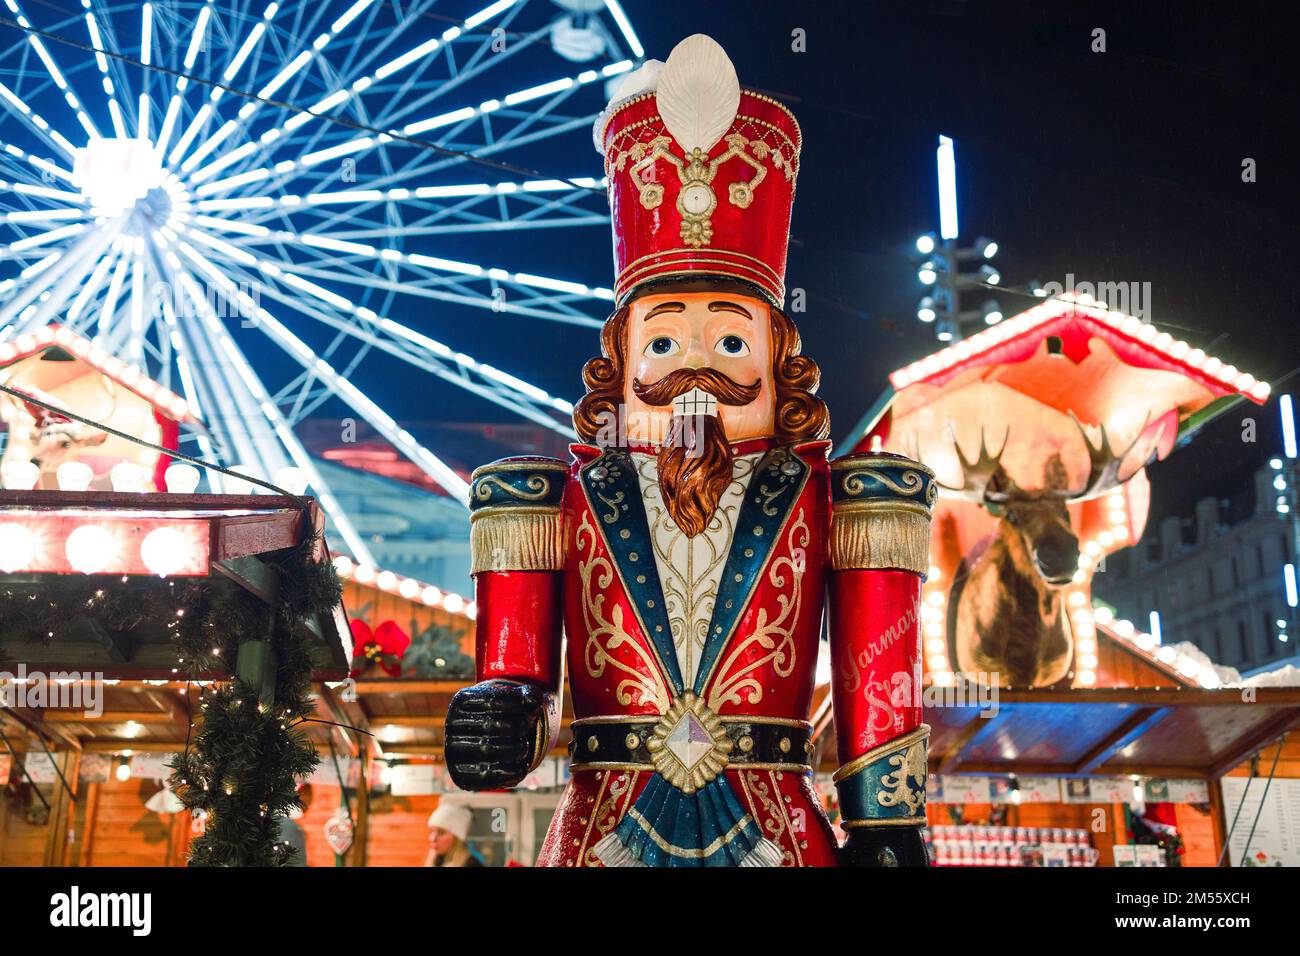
[573,303,830,445]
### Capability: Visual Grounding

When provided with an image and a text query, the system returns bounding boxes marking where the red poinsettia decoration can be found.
[350,618,411,677]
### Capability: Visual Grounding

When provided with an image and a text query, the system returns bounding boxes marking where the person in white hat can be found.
[424,801,481,867]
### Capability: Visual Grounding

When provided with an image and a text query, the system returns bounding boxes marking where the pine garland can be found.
[169,539,340,866]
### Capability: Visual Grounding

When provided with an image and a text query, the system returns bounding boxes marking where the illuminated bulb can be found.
[1080,653,1098,670]
[1135,633,1157,652]
[1093,607,1114,624]
[354,565,375,584]
[141,526,196,577]
[273,466,309,495]
[928,565,942,581]
[122,720,142,739]
[421,586,442,606]
[1076,669,1096,686]
[927,592,945,607]
[398,578,419,599]
[1,460,40,490]
[927,638,946,654]
[1076,638,1097,654]
[332,555,354,577]
[115,760,133,782]
[1111,525,1129,541]
[1068,592,1086,607]
[224,464,261,495]
[57,461,94,491]
[0,523,39,572]
[165,463,201,493]
[376,570,398,591]
[1109,509,1126,524]
[443,593,465,614]
[465,601,477,620]
[110,461,151,492]
[1156,646,1177,664]
[1113,619,1135,637]
[66,525,117,574]
[1098,531,1114,547]
[1072,570,1087,584]
[1084,541,1102,557]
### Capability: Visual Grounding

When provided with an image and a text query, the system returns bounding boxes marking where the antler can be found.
[1060,411,1151,500]
[936,425,1016,503]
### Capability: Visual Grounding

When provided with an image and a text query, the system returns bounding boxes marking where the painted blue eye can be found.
[646,336,678,357]
[715,334,750,356]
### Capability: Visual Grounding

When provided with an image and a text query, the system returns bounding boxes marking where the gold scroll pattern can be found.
[705,509,809,711]
[576,511,671,713]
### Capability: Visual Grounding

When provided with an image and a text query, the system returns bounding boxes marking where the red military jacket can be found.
[468,438,935,867]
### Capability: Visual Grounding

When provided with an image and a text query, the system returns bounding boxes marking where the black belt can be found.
[569,718,814,769]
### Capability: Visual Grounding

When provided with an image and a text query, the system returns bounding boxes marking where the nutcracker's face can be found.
[622,290,775,446]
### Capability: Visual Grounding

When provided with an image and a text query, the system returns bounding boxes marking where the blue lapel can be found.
[578,450,685,693]
[692,446,810,694]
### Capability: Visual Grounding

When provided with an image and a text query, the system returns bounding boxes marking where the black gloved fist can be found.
[445,679,557,791]
[838,825,930,867]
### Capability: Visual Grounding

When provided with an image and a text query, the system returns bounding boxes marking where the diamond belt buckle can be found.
[646,691,732,794]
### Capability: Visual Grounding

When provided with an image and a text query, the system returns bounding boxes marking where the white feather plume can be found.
[655,34,740,153]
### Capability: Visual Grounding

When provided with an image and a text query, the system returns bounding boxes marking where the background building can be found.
[1096,461,1297,672]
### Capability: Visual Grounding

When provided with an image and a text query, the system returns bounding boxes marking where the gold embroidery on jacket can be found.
[577,511,671,712]
[706,509,809,710]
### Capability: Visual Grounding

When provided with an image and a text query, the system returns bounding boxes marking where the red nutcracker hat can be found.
[595,35,801,307]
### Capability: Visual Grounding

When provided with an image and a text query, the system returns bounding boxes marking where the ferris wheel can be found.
[0,0,643,566]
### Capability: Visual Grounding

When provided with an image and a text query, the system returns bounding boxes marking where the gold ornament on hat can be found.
[622,35,771,248]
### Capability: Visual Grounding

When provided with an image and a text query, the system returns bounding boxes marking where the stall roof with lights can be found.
[0,490,350,678]
[0,324,199,493]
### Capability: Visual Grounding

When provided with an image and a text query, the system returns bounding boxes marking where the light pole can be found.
[913,136,1001,342]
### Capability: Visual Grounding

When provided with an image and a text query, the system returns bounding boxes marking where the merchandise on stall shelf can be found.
[924,825,1100,867]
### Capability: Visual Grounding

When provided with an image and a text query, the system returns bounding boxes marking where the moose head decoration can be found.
[938,416,1149,687]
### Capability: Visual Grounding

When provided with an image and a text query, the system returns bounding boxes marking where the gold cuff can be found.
[470,506,565,573]
[830,501,931,574]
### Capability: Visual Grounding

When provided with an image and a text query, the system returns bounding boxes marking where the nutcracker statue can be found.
[446,34,937,867]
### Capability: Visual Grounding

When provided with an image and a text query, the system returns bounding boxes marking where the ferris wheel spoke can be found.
[184,233,577,437]
[0,80,78,158]
[11,220,126,335]
[174,4,282,174]
[4,0,101,141]
[0,218,119,331]
[81,1,133,138]
[198,54,626,204]
[173,238,471,501]
[187,0,519,187]
[246,273,577,437]
[159,246,378,562]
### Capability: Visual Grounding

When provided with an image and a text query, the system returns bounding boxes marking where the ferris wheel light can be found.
[915,234,936,255]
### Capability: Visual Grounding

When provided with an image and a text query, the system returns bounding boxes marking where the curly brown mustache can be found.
[631,366,761,406]
[629,367,762,539]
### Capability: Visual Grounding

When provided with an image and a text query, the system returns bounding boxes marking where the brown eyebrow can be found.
[644,301,685,319]
[708,300,753,318]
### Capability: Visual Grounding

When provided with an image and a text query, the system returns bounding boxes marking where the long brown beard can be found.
[632,368,760,538]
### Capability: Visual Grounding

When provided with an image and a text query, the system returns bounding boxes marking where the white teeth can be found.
[672,387,719,417]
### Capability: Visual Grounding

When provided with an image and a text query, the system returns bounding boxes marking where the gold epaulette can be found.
[828,452,937,575]
[468,458,568,573]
